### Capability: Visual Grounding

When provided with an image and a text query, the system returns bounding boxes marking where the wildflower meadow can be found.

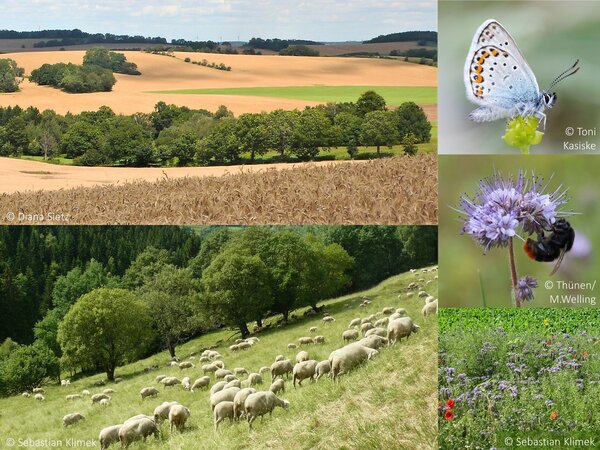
[438,308,600,449]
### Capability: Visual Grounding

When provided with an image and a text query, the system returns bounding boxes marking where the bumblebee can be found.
[524,218,575,275]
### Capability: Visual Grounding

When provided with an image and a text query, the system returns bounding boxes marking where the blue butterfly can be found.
[465,19,579,128]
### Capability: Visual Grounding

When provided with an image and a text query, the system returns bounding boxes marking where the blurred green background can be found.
[439,0,600,154]
[439,155,600,307]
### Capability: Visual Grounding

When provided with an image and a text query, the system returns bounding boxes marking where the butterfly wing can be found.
[465,19,540,109]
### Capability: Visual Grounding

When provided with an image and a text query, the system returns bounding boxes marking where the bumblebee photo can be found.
[439,155,600,307]
[438,0,599,154]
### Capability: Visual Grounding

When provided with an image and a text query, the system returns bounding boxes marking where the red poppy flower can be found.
[438,401,442,407]
[546,340,552,345]
[444,410,454,420]
[446,399,455,409]
[550,411,558,420]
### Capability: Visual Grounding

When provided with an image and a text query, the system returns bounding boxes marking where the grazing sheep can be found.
[329,343,379,381]
[199,356,210,363]
[160,376,182,387]
[118,418,159,448]
[210,387,241,411]
[99,424,121,450]
[153,401,180,424]
[259,366,270,375]
[215,369,233,380]
[244,391,290,427]
[374,317,389,328]
[169,361,178,367]
[381,307,395,315]
[61,379,71,387]
[418,291,428,298]
[66,394,82,400]
[388,310,408,322]
[271,360,293,381]
[124,414,154,424]
[360,322,374,336]
[63,412,85,427]
[181,377,191,390]
[270,379,285,394]
[81,390,90,396]
[287,343,297,350]
[93,380,106,387]
[212,360,225,369]
[140,387,159,400]
[210,381,228,396]
[342,329,359,342]
[91,393,110,404]
[229,344,240,352]
[178,361,195,370]
[100,398,110,406]
[309,326,317,333]
[214,401,235,430]
[387,317,420,345]
[322,316,335,323]
[224,374,238,383]
[422,299,438,317]
[296,350,309,363]
[202,363,218,374]
[22,392,30,397]
[365,327,387,338]
[298,336,314,345]
[361,316,374,325]
[359,335,389,350]
[32,387,44,394]
[274,355,285,362]
[246,373,263,387]
[155,375,166,383]
[237,342,251,351]
[235,339,243,344]
[114,377,123,384]
[168,404,191,433]
[232,388,257,420]
[103,388,115,394]
[349,318,361,328]
[191,376,210,392]
[396,308,407,315]
[292,360,318,387]
[315,360,331,380]
[313,335,325,344]
[225,379,241,389]
[34,393,45,401]
[234,367,248,376]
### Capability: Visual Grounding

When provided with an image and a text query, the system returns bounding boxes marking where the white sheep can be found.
[215,369,233,380]
[342,329,359,342]
[245,373,263,387]
[348,318,361,328]
[298,336,314,345]
[99,424,121,450]
[244,391,290,427]
[22,392,30,397]
[418,291,428,298]
[202,363,218,374]
[360,322,374,336]
[34,393,45,401]
[315,360,331,380]
[91,393,110,404]
[287,343,297,350]
[191,376,210,392]
[233,388,257,420]
[103,388,115,394]
[358,335,389,350]
[181,377,191,390]
[237,342,251,351]
[61,379,71,387]
[81,389,90,396]
[140,387,159,400]
[32,388,45,394]
[210,381,228,396]
[422,299,438,317]
[155,375,166,383]
[381,307,395,315]
[160,376,182,387]
[361,316,375,324]
[124,414,154,424]
[387,317,420,345]
[114,377,123,383]
[396,308,407,315]
[210,387,241,411]
[225,379,242,389]
[309,326,317,333]
[99,398,110,406]
[199,356,210,363]
[270,360,293,381]
[229,344,240,352]
[224,374,238,383]
[269,379,285,394]
[322,316,335,323]
[153,401,180,424]
[365,327,387,338]
[274,355,285,362]
[329,343,379,381]
[313,335,325,344]
[292,360,318,387]
[66,394,82,400]
[118,418,159,448]
[213,401,235,430]
[374,317,389,328]
[168,404,191,433]
[234,367,248,376]
[178,361,195,370]
[63,412,85,427]
[296,350,309,363]
[258,366,270,375]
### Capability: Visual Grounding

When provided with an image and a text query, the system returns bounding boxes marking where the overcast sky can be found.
[3,0,437,42]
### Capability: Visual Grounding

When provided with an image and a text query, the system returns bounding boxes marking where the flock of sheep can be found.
[18,267,437,449]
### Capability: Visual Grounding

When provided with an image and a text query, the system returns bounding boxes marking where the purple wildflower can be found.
[545,400,554,407]
[515,276,538,302]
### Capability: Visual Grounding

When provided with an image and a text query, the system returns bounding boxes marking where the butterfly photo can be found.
[438,0,599,154]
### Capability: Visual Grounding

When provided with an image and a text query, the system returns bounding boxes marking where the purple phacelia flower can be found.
[515,276,538,302]
[545,400,554,407]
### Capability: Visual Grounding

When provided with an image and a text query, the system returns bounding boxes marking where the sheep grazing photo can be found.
[0,225,437,448]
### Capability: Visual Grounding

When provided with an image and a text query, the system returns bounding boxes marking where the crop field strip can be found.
[0,155,437,225]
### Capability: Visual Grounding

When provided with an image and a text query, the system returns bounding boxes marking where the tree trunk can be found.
[311,304,320,313]
[239,323,250,338]
[377,144,381,154]
[106,364,115,381]
[282,310,289,323]
[256,319,263,328]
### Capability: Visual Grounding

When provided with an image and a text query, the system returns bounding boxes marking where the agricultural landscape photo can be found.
[0,225,438,449]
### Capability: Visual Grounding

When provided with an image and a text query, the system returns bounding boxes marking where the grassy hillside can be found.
[0,268,438,449]
[149,86,438,107]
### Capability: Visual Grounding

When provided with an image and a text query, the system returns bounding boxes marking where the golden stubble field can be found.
[0,50,436,115]
[0,155,438,225]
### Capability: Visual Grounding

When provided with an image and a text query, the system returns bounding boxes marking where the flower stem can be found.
[508,237,521,307]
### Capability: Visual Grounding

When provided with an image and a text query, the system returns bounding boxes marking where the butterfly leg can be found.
[535,112,547,130]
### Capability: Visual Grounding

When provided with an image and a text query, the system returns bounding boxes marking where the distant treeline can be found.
[364,31,438,44]
[391,48,437,61]
[0,91,431,166]
[247,38,323,52]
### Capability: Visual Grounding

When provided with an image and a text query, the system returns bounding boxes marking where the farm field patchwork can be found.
[0,271,438,450]
[438,308,600,450]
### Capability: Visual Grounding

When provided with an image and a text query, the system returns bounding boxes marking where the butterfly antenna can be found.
[548,59,580,89]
